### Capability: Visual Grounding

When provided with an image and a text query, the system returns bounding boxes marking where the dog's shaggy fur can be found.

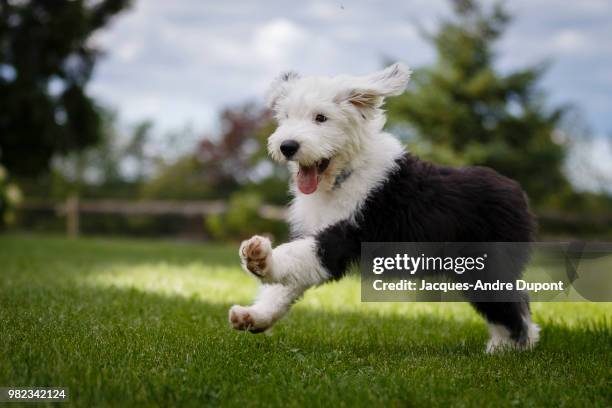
[229,63,540,352]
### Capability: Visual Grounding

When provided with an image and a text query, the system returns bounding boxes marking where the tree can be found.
[144,103,288,203]
[0,0,131,177]
[197,104,275,187]
[123,120,153,183]
[45,110,159,200]
[386,0,570,206]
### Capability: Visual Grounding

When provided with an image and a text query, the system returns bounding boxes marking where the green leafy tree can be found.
[124,120,153,183]
[142,103,290,241]
[144,104,288,204]
[387,0,570,206]
[0,0,131,177]
[47,111,156,199]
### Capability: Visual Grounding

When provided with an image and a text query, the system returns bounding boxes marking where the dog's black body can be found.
[315,153,535,344]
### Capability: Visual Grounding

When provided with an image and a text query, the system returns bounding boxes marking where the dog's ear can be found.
[265,71,300,110]
[343,63,411,114]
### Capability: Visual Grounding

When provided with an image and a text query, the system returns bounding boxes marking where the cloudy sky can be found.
[89,0,612,147]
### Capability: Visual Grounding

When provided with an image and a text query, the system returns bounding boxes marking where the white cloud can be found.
[88,0,612,146]
[253,19,307,62]
[551,29,589,54]
[305,2,342,21]
[566,137,612,193]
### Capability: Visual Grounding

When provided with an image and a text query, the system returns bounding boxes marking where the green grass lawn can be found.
[0,235,610,407]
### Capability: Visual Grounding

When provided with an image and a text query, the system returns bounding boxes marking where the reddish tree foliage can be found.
[196,104,273,187]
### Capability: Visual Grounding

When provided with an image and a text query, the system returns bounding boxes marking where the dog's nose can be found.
[280,140,300,159]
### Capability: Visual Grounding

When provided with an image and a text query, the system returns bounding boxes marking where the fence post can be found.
[66,195,80,238]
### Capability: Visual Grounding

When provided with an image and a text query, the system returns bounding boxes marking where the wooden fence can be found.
[21,196,286,238]
[20,197,612,238]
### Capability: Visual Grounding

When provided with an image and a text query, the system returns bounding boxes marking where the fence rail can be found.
[21,197,286,238]
[20,198,612,238]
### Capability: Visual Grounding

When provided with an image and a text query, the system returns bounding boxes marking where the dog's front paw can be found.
[228,305,271,333]
[239,235,272,279]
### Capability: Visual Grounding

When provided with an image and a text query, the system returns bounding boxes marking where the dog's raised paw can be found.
[228,305,269,333]
[239,235,272,279]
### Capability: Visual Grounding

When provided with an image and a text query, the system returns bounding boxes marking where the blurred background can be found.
[1,0,611,242]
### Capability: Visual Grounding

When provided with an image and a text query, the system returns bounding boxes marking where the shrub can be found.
[0,165,23,227]
[206,191,288,242]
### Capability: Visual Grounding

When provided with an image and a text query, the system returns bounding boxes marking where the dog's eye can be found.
[315,114,327,123]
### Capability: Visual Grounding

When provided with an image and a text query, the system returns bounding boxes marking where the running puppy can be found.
[229,63,540,352]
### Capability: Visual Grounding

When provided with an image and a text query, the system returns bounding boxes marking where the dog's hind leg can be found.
[471,299,540,353]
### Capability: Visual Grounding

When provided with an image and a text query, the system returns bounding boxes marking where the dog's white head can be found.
[266,63,411,195]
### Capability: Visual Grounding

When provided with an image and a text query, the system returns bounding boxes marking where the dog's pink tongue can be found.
[297,165,318,194]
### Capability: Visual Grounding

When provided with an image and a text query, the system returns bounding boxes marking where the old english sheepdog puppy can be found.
[229,63,540,352]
